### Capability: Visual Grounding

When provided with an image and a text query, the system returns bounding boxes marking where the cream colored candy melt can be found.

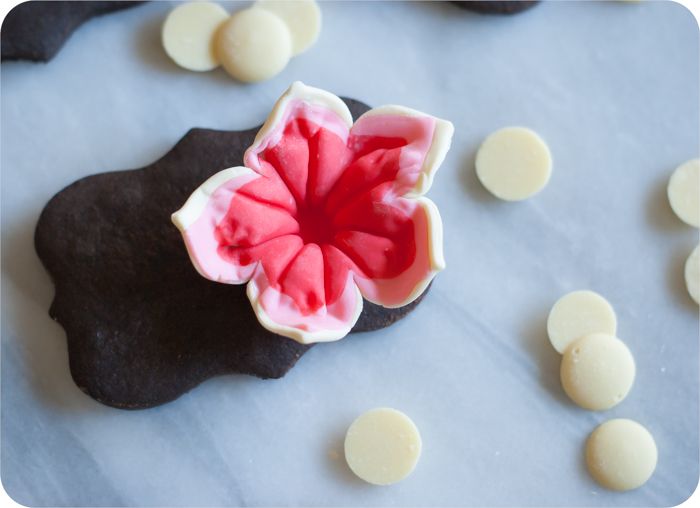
[547,290,617,354]
[216,8,292,83]
[161,2,229,72]
[686,245,700,305]
[256,0,321,56]
[560,333,635,411]
[344,408,422,486]
[586,419,657,491]
[667,158,700,227]
[475,127,552,201]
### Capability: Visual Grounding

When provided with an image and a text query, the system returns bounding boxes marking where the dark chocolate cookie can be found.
[451,1,539,15]
[1,1,145,62]
[35,98,429,410]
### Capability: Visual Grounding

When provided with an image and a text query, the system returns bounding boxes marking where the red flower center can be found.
[296,206,336,246]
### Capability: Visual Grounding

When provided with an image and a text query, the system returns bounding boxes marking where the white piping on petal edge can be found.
[356,105,454,198]
[245,81,354,162]
[247,270,364,344]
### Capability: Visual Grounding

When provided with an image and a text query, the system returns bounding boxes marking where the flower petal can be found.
[335,196,445,308]
[171,166,299,284]
[244,81,353,207]
[351,106,454,197]
[247,243,363,344]
[323,106,453,217]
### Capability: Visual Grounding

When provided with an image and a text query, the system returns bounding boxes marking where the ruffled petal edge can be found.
[352,105,454,197]
[352,196,445,308]
[247,267,364,344]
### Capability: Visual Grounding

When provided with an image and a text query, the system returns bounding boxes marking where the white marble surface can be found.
[1,1,698,506]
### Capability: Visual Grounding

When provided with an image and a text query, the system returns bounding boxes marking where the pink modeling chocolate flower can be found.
[172,82,453,344]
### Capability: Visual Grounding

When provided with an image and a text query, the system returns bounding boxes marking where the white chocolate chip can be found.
[586,419,657,491]
[547,290,617,354]
[475,127,552,201]
[685,245,699,305]
[255,0,321,56]
[667,158,699,228]
[216,8,292,83]
[560,333,635,411]
[344,408,422,486]
[161,2,229,72]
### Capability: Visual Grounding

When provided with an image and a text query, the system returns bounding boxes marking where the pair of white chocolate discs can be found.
[343,406,658,492]
[547,290,634,411]
[162,0,320,82]
[667,158,700,305]
[476,126,552,201]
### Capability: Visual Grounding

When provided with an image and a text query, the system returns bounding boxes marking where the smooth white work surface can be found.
[1,1,698,506]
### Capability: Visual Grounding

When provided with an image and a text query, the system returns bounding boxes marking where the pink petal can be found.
[337,197,445,308]
[244,83,353,209]
[350,108,450,196]
[324,108,453,216]
[172,167,300,284]
[247,243,363,344]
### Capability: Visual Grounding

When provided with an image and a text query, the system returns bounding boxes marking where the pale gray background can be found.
[1,1,698,506]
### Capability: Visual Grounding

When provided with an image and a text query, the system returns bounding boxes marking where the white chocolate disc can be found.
[475,126,552,201]
[161,2,229,72]
[686,245,700,305]
[586,419,657,491]
[560,333,635,411]
[344,408,422,486]
[216,8,292,83]
[255,0,321,56]
[668,159,699,227]
[547,290,617,354]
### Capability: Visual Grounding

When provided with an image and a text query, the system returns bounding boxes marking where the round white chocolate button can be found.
[216,8,292,83]
[668,159,699,227]
[255,0,321,56]
[475,126,552,201]
[586,419,657,491]
[686,245,700,305]
[161,1,229,72]
[344,408,422,486]
[547,290,618,354]
[560,333,635,411]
